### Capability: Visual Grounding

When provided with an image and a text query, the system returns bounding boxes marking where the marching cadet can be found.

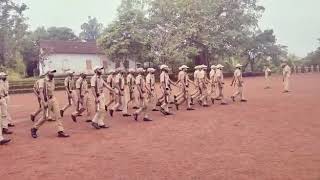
[133,68,152,122]
[90,66,114,129]
[292,65,296,74]
[231,64,247,102]
[209,65,217,104]
[146,68,159,111]
[105,69,116,111]
[30,78,43,122]
[264,65,272,89]
[190,65,201,104]
[3,73,14,127]
[31,70,70,138]
[159,65,174,115]
[71,72,92,122]
[0,73,11,145]
[0,72,12,136]
[304,65,309,73]
[174,65,195,111]
[213,64,227,105]
[60,70,77,117]
[198,65,210,107]
[282,61,291,93]
[317,65,320,72]
[109,68,126,117]
[122,69,135,116]
[311,65,314,73]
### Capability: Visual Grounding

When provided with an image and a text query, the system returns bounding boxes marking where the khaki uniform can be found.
[213,69,226,104]
[123,74,135,114]
[33,78,64,132]
[31,79,43,121]
[134,74,149,118]
[62,76,77,112]
[265,67,271,88]
[3,80,12,128]
[311,65,314,73]
[209,69,216,99]
[146,73,157,110]
[304,66,308,73]
[191,70,201,100]
[0,80,9,140]
[105,74,115,109]
[198,70,208,105]
[91,75,107,126]
[298,66,302,73]
[160,71,170,112]
[73,77,92,118]
[317,65,320,72]
[232,69,245,100]
[112,73,125,112]
[283,65,291,91]
[176,71,192,108]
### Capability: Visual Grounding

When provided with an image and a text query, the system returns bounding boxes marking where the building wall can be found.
[39,53,136,75]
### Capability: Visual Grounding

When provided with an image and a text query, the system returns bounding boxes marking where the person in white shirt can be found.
[231,64,247,102]
[282,61,291,93]
[264,65,272,89]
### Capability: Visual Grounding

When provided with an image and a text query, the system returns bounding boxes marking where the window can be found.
[86,60,92,71]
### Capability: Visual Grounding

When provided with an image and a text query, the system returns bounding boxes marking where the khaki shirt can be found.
[38,78,55,98]
[64,76,75,91]
[91,75,106,95]
[126,74,135,87]
[178,71,189,87]
[194,70,200,85]
[106,75,114,88]
[234,69,242,85]
[0,80,6,97]
[283,65,291,78]
[214,69,224,83]
[135,74,145,92]
[76,77,89,96]
[146,73,156,90]
[160,71,169,89]
[114,73,125,90]
[34,79,41,94]
[265,68,271,78]
[4,80,9,95]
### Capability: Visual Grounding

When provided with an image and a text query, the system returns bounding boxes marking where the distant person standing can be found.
[304,66,309,73]
[317,65,320,72]
[0,72,11,145]
[264,65,272,89]
[282,62,291,93]
[311,65,314,73]
[298,66,302,74]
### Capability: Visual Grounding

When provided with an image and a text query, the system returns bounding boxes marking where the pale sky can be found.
[19,0,320,57]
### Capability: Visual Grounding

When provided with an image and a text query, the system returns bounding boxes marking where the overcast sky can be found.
[20,0,320,57]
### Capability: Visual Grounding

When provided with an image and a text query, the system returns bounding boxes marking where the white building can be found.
[39,40,136,75]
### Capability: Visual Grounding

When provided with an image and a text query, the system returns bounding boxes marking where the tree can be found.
[46,27,78,41]
[79,16,103,42]
[304,39,320,66]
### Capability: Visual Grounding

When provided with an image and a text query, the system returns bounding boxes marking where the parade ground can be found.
[1,74,320,180]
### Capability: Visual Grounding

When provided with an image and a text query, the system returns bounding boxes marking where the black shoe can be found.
[283,90,290,93]
[175,103,179,110]
[203,104,209,107]
[187,108,195,111]
[169,101,175,105]
[85,120,92,123]
[105,105,108,111]
[91,122,100,129]
[57,131,70,138]
[165,112,173,116]
[71,114,77,122]
[132,106,139,109]
[231,96,235,102]
[240,99,247,102]
[221,102,228,105]
[2,128,13,135]
[47,118,55,122]
[116,109,122,112]
[133,113,138,121]
[60,110,64,117]
[30,114,35,122]
[198,100,202,105]
[159,108,167,115]
[143,117,153,121]
[109,109,114,117]
[215,98,222,101]
[99,125,109,129]
[152,109,159,112]
[156,102,161,106]
[191,98,194,104]
[123,114,131,117]
[211,98,215,104]
[0,139,11,145]
[8,123,15,127]
[31,128,38,138]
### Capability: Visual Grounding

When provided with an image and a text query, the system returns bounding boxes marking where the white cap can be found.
[194,65,201,70]
[147,68,156,73]
[136,68,145,73]
[160,64,169,70]
[179,65,189,70]
[211,65,216,69]
[201,65,207,69]
[235,64,243,68]
[94,66,104,71]
[216,64,224,68]
[66,70,75,74]
[128,68,135,73]
[0,72,6,76]
[46,69,57,75]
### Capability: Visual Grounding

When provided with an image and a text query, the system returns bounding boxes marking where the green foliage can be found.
[304,39,320,66]
[80,16,103,42]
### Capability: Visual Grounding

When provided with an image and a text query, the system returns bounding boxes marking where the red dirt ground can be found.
[1,73,320,180]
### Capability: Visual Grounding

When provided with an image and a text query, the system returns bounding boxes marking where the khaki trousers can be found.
[62,90,77,112]
[135,93,148,118]
[31,96,42,120]
[214,83,226,103]
[232,84,245,100]
[105,90,115,109]
[34,97,64,132]
[112,89,124,111]
[92,94,106,126]
[0,98,7,141]
[284,77,290,91]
